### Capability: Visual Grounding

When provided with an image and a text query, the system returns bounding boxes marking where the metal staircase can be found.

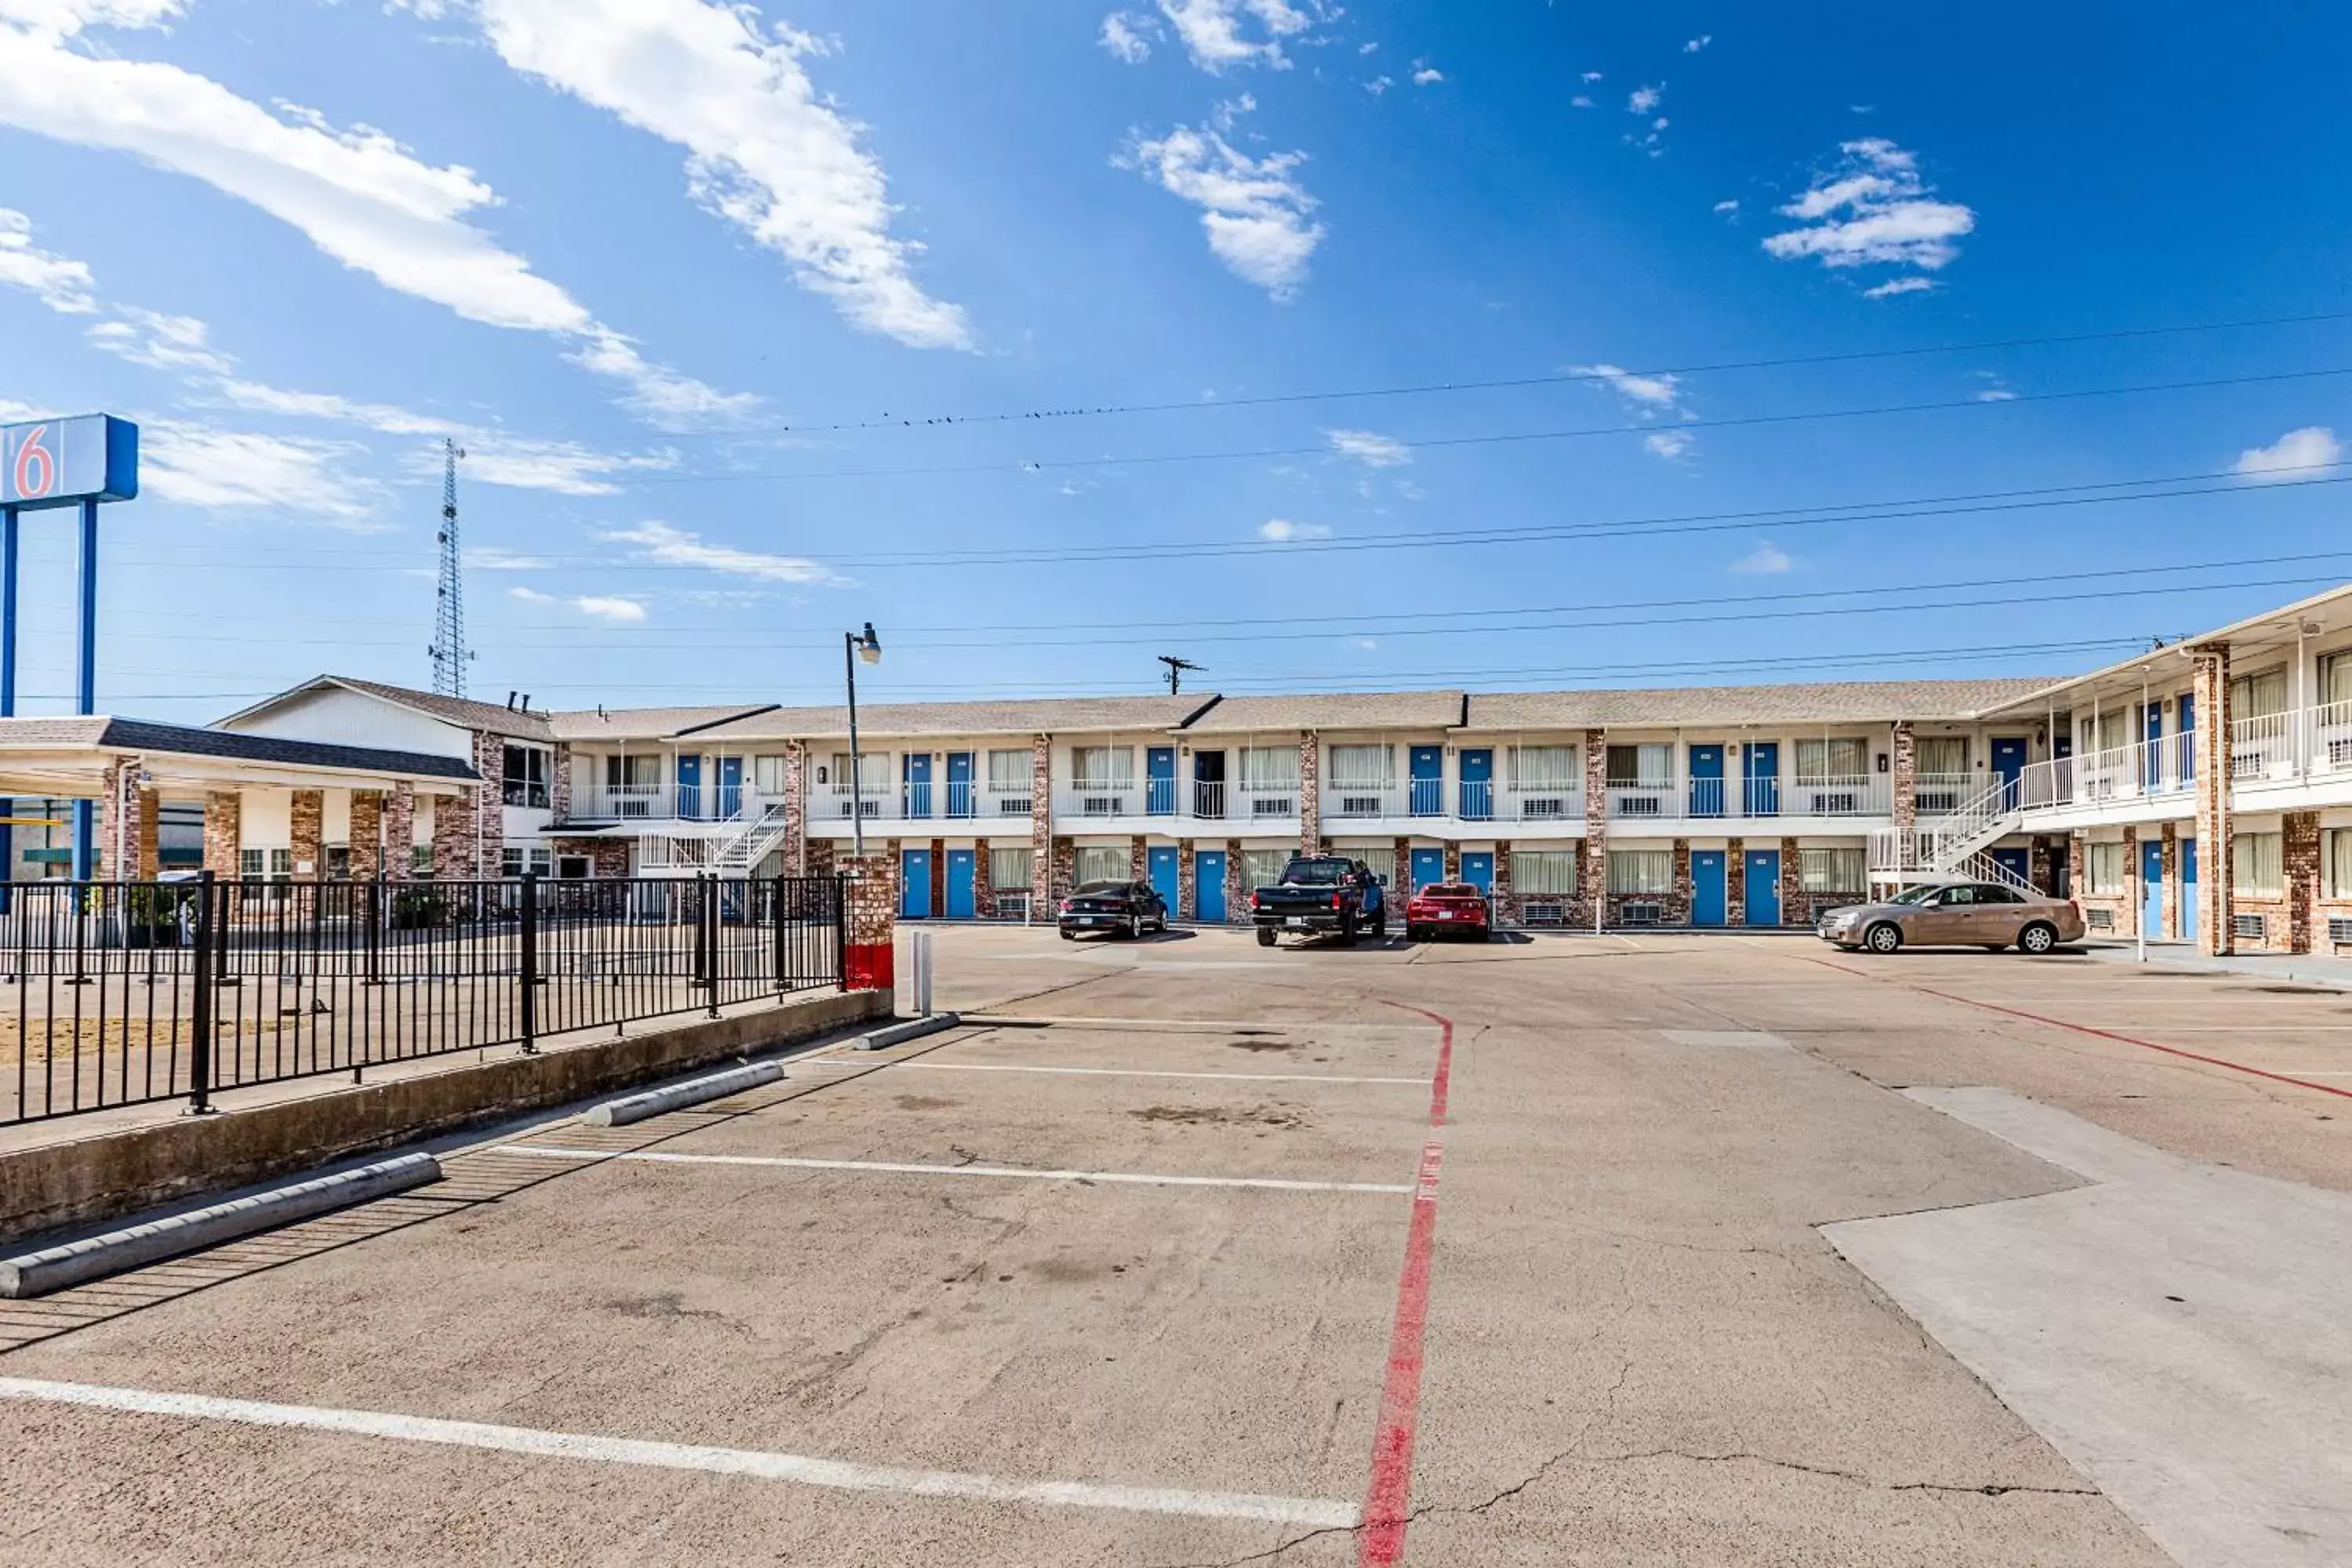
[1867,778,2029,891]
[712,802,794,874]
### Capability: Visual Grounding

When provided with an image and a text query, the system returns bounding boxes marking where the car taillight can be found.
[1058,900,1071,914]
[1332,891,1344,909]
[1250,891,1260,909]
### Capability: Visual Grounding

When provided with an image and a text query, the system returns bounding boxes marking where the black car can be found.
[1058,879,1170,940]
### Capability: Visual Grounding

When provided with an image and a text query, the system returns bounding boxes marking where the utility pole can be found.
[429,438,473,697]
[1159,655,1203,695]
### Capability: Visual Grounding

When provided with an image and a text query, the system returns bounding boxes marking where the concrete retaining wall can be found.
[1,987,889,1243]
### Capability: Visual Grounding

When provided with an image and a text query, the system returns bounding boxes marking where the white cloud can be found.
[470,0,973,351]
[1258,517,1331,542]
[1324,428,1410,467]
[0,0,185,43]
[1974,387,2016,402]
[1123,122,1323,297]
[1357,40,1375,55]
[140,421,383,522]
[0,206,96,312]
[1099,10,1154,61]
[2233,426,2343,483]
[604,519,848,586]
[1570,95,1594,109]
[1355,637,1377,649]
[1627,83,1661,114]
[1642,430,1695,462]
[1573,362,1683,412]
[86,307,234,374]
[1411,61,1442,85]
[1580,70,1602,83]
[1712,198,1739,216]
[1683,34,1711,52]
[1764,138,1974,282]
[1363,74,1392,95]
[466,546,550,570]
[574,593,648,622]
[1731,540,1791,574]
[507,585,556,604]
[1156,0,1312,71]
[1862,276,1937,299]
[1395,478,1426,500]
[569,329,764,431]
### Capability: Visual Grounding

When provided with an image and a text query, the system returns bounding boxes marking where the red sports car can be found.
[1405,882,1490,942]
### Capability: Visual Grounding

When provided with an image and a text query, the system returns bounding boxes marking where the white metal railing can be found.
[1912,772,1974,816]
[822,782,902,823]
[713,803,794,872]
[1326,784,1406,819]
[567,781,666,819]
[2230,711,2296,782]
[1496,785,1584,823]
[1785,774,1889,818]
[2317,699,2352,775]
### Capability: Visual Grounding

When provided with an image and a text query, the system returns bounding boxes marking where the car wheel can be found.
[1338,913,1357,946]
[1257,927,1277,948]
[1059,929,1075,942]
[2018,921,2058,955]
[1127,913,1142,940]
[1864,922,1903,954]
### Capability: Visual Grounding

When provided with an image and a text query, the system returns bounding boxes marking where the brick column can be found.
[931,836,947,919]
[1726,837,1746,927]
[1583,728,1609,916]
[1298,731,1322,855]
[2122,825,2141,937]
[1029,733,1054,913]
[1779,836,1802,929]
[974,837,997,920]
[290,789,326,880]
[349,789,385,881]
[384,782,416,881]
[1669,838,1693,927]
[1444,843,1461,881]
[1177,840,1197,920]
[2158,821,2178,941]
[1392,835,1411,896]
[782,742,808,876]
[1224,837,1246,925]
[431,788,478,880]
[470,729,505,878]
[2190,644,2232,954]
[202,790,241,877]
[1050,837,1076,902]
[2069,833,2087,906]
[1493,840,1516,927]
[95,759,139,880]
[1130,835,1148,883]
[550,743,573,821]
[2285,809,2321,954]
[2029,835,2056,898]
[1890,720,1917,830]
[839,850,899,995]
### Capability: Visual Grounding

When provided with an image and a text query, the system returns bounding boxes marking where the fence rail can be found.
[0,873,847,1128]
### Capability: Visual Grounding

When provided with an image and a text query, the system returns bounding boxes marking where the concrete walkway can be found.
[2078,938,2352,989]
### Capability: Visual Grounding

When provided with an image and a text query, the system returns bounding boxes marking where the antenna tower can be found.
[429,438,472,697]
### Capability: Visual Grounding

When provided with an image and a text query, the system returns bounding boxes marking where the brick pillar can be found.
[1493,840,1515,927]
[1029,733,1054,913]
[1299,731,1322,855]
[432,787,478,880]
[1779,836,1802,929]
[2158,820,2178,941]
[974,838,996,920]
[2285,809,2321,955]
[2122,825,2141,936]
[383,783,415,881]
[2029,835,2056,898]
[840,850,898,994]
[1890,720,1917,830]
[1392,835,1411,896]
[2191,644,2232,954]
[550,742,573,821]
[782,742,808,876]
[95,759,137,880]
[1444,843,1461,881]
[135,786,160,880]
[1583,728,1609,919]
[1224,837,1246,925]
[1130,834,1148,883]
[1178,840,1197,920]
[349,789,385,881]
[471,729,505,878]
[1050,837,1075,902]
[1670,838,1692,927]
[2069,833,2087,906]
[290,789,325,880]
[1726,837,1747,927]
[202,790,241,877]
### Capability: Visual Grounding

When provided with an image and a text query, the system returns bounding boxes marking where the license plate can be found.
[1286,916,1308,928]
[1436,910,1456,920]
[1076,916,1102,925]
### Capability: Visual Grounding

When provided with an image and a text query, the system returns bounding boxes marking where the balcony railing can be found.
[2015,731,2197,812]
[2230,711,2296,782]
[566,782,779,823]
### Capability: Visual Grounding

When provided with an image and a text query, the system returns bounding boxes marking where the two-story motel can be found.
[9,583,2343,960]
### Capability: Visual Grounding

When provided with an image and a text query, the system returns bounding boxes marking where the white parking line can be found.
[0,1376,1358,1528]
[499,1145,1414,1195]
[964,1014,1430,1033]
[796,1060,1428,1087]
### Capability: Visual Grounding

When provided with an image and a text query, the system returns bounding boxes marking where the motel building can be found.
[2,583,2350,959]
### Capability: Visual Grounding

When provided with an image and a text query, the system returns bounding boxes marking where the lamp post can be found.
[845,622,881,857]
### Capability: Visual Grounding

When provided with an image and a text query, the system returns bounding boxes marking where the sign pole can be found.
[0,504,14,909]
[69,497,96,881]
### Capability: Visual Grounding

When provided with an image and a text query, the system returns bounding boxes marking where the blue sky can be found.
[1,0,2348,720]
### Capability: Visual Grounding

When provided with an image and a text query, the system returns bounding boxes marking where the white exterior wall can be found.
[221,688,473,759]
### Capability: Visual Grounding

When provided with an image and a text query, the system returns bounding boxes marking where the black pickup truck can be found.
[1250,855,1388,946]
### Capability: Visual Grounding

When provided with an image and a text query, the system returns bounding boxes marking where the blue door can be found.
[1691,851,1726,927]
[903,753,932,819]
[1147,747,1177,816]
[1196,851,1227,922]
[676,754,702,820]
[946,849,975,919]
[1459,750,1494,820]
[2176,694,2195,782]
[1410,747,1444,817]
[1744,849,1780,926]
[901,848,931,919]
[1743,743,1780,818]
[2140,840,2163,937]
[1410,847,1446,891]
[1992,737,2027,809]
[1461,852,1494,894]
[1689,745,1725,818]
[946,752,975,818]
[717,756,744,820]
[2181,837,2198,941]
[1991,846,2030,888]
[2143,706,2163,789]
[1148,845,1178,913]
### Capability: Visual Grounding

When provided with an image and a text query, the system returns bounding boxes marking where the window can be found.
[557,855,591,880]
[1514,850,1577,895]
[269,848,292,880]
[1509,745,1578,790]
[1072,746,1134,789]
[2328,829,2352,898]
[412,844,434,877]
[499,845,553,879]
[1355,847,1396,886]
[1917,736,1968,776]
[502,744,550,808]
[1328,744,1393,789]
[2085,841,2125,895]
[989,847,1033,891]
[1605,744,1671,787]
[988,749,1031,793]
[1606,849,1672,895]
[2234,830,2283,897]
[1239,746,1300,791]
[1242,848,1291,887]
[1795,739,1867,781]
[752,754,789,796]
[326,845,351,880]
[1074,845,1128,885]
[239,848,263,880]
[829,753,890,793]
[2230,667,2289,719]
[604,754,660,789]
[2322,652,2352,708]
[1799,848,1865,892]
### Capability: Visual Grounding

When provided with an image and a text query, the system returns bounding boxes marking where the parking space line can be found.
[964,1014,1431,1033]
[0,1376,1359,1527]
[495,1145,1414,1194]
[793,1061,1429,1087]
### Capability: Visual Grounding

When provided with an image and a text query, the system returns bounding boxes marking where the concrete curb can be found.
[583,1062,786,1127]
[0,1153,442,1300]
[855,1012,963,1052]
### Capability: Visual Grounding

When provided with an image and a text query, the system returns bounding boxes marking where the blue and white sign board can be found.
[0,415,138,510]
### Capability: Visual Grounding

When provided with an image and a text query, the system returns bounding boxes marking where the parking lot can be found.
[1,925,2347,1565]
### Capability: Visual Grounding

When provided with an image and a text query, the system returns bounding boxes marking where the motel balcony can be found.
[2015,706,2352,829]
[561,781,786,827]
[1600,771,1893,828]
[1323,779,1588,837]
[808,779,1036,837]
[1048,778,1303,834]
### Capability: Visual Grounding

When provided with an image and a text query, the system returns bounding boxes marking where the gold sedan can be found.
[1817,880,2085,955]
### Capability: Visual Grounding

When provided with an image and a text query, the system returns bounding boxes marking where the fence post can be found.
[518,869,539,1055]
[364,869,383,986]
[704,873,721,1019]
[833,874,849,993]
[188,870,215,1115]
[772,873,788,1000]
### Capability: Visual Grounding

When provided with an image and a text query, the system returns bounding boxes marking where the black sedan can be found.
[1058,880,1170,940]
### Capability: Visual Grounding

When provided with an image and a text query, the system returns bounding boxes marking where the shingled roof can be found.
[1181,691,1468,733]
[1462,678,2058,730]
[0,717,477,780]
[691,693,1218,742]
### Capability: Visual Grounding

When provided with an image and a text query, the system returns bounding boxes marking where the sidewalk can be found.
[2078,940,2352,989]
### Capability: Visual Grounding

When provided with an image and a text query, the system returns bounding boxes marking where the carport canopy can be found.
[0,716,478,801]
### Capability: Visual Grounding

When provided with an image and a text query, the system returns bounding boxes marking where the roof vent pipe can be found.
[521,695,532,713]
[506,691,517,710]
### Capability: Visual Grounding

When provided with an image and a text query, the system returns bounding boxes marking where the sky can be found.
[1,0,2350,722]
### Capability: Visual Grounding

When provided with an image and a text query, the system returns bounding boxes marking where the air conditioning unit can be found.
[2085,907,2114,931]
[1522,899,1568,927]
[1252,797,1295,818]
[2234,913,2267,942]
[2328,915,2352,946]
[996,892,1032,924]
[1619,900,1664,927]
[1082,796,1123,817]
[1616,797,1662,817]
[997,797,1031,816]
[1520,797,1567,818]
[1339,795,1383,817]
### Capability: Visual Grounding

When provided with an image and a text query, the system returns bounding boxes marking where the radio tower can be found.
[428,437,472,697]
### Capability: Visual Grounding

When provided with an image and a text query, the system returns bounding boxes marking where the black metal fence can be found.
[0,872,847,1127]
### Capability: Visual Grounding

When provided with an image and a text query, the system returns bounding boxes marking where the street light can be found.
[846,622,881,856]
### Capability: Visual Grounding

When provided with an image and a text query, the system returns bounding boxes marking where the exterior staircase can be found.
[712,802,794,875]
[1867,777,2029,891]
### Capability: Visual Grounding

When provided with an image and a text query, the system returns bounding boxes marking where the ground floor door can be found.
[1744,849,1780,927]
[2141,840,2164,938]
[900,848,931,919]
[1148,846,1178,913]
[1410,847,1446,891]
[1195,850,1226,921]
[1991,846,2030,887]
[945,849,975,920]
[2181,837,2198,942]
[1461,852,1494,895]
[1692,851,1726,927]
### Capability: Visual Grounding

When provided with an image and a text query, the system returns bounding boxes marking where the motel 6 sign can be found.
[1,414,139,510]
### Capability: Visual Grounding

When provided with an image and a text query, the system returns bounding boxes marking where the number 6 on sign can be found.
[0,415,137,510]
[9,426,53,501]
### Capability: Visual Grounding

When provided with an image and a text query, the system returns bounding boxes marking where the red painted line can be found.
[1795,954,2352,1102]
[1359,1003,1454,1566]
